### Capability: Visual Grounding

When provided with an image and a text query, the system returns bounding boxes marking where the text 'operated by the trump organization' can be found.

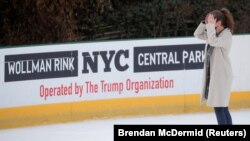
[114,125,249,141]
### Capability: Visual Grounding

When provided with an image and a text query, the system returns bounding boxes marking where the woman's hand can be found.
[205,14,209,24]
[207,14,216,25]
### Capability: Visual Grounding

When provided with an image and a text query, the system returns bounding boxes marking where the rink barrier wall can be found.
[0,91,250,129]
[1,35,250,129]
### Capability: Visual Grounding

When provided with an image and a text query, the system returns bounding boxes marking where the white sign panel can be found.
[0,38,206,108]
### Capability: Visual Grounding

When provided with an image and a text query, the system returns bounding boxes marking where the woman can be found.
[194,8,235,125]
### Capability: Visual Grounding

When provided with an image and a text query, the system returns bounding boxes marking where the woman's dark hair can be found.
[210,8,235,33]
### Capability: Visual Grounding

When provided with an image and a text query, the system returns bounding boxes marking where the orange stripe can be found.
[0,91,249,129]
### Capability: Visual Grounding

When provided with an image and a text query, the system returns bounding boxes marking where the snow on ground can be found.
[0,109,249,141]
